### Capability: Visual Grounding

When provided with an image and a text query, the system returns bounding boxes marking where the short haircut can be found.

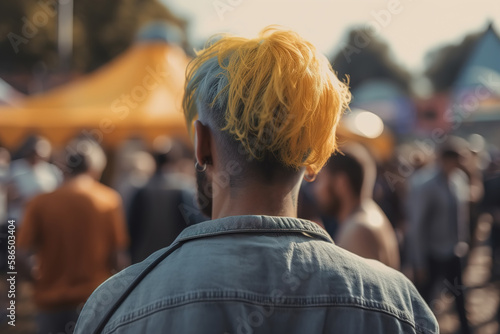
[66,152,89,176]
[153,138,191,170]
[183,26,351,175]
[438,136,468,160]
[440,149,461,160]
[325,144,376,198]
[65,139,106,176]
[16,135,51,160]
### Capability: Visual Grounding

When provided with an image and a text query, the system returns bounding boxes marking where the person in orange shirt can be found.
[18,139,129,334]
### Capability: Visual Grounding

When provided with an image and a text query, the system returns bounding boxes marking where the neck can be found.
[338,195,361,223]
[65,172,95,183]
[211,180,302,220]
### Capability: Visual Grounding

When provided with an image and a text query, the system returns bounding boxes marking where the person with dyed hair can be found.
[75,27,438,334]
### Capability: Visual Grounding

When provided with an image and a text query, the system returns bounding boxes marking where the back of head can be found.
[183,26,351,182]
[65,139,107,179]
[325,143,376,199]
[437,136,469,174]
[16,135,52,162]
[438,136,468,160]
[152,137,191,172]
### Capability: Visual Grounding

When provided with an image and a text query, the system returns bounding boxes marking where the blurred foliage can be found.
[331,27,411,94]
[0,0,187,74]
[0,0,57,72]
[424,31,482,93]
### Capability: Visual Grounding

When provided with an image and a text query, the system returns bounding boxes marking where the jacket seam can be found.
[103,294,434,334]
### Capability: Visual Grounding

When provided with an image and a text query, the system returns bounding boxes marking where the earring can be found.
[195,161,207,172]
[304,173,316,182]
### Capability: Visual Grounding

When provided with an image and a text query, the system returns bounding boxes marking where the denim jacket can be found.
[75,215,438,334]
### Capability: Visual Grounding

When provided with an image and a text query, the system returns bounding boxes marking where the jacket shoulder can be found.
[74,248,169,334]
[328,246,438,333]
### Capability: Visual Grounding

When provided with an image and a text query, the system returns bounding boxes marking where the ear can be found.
[194,120,212,166]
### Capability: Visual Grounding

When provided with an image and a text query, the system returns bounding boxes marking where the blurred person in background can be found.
[460,134,486,241]
[393,144,434,268]
[373,160,406,240]
[114,148,156,209]
[76,27,437,334]
[18,139,129,334]
[406,137,471,334]
[0,148,11,257]
[0,147,10,222]
[479,149,500,329]
[481,149,500,281]
[7,135,62,224]
[297,182,327,228]
[0,147,11,321]
[314,144,400,269]
[127,138,205,263]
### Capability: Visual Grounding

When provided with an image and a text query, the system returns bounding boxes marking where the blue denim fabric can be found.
[75,215,438,334]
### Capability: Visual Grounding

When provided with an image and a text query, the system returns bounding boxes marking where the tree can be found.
[331,27,411,93]
[73,0,188,72]
[0,0,187,81]
[0,1,58,72]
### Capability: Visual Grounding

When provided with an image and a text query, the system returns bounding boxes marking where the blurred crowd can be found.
[0,131,499,333]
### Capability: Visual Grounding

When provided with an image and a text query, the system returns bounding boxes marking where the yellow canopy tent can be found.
[0,38,393,163]
[0,42,190,150]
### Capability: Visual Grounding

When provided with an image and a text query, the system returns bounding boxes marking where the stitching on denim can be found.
[103,290,434,334]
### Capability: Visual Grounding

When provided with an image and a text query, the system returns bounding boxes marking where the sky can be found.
[162,0,500,72]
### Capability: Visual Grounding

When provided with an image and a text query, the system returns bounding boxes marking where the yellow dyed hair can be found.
[183,26,351,174]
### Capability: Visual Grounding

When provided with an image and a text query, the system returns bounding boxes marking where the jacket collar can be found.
[175,215,334,244]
